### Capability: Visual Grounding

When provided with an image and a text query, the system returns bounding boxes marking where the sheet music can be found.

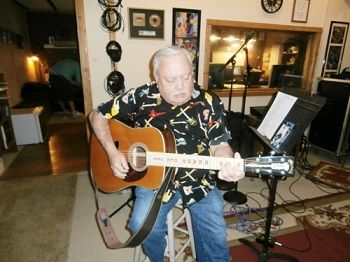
[257,92,297,139]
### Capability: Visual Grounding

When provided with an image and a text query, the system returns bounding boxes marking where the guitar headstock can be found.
[244,154,294,178]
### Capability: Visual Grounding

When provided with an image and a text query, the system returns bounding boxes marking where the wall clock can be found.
[261,0,283,13]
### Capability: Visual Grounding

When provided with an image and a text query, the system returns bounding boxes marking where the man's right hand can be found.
[108,150,130,179]
[89,110,130,180]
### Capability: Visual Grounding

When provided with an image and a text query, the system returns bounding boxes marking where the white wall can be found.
[82,0,350,110]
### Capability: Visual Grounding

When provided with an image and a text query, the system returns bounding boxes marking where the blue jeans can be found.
[128,187,229,262]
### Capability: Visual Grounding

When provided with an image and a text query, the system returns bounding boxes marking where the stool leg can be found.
[133,246,141,262]
[184,208,196,260]
[133,245,150,262]
[166,209,176,262]
[134,200,196,262]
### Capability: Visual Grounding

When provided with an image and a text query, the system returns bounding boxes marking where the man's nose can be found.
[175,78,184,89]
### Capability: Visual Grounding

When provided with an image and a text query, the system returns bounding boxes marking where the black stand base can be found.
[238,178,298,262]
[109,195,134,218]
[109,187,135,218]
[239,238,299,262]
[223,190,247,205]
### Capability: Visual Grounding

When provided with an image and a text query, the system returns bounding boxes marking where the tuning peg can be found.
[270,151,276,156]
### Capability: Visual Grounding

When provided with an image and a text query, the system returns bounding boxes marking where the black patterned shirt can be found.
[96,82,231,207]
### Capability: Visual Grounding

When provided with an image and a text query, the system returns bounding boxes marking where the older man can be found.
[89,46,245,261]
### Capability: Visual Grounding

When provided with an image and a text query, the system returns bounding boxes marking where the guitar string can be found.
[114,151,289,162]
[109,151,291,170]
[111,150,290,163]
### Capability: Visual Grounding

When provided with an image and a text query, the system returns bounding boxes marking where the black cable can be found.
[98,0,122,8]
[104,70,125,97]
[100,7,124,32]
[296,135,314,171]
[106,40,122,62]
[278,203,312,252]
[254,178,313,252]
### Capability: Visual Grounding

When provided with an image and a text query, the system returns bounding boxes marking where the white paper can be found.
[257,92,297,139]
[293,0,309,22]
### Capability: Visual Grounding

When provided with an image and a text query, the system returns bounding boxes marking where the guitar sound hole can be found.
[128,143,148,172]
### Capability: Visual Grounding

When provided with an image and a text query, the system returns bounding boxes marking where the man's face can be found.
[155,54,194,106]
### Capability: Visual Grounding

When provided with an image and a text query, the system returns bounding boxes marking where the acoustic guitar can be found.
[90,119,294,193]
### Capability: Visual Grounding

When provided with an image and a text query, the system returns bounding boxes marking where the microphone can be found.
[221,31,255,70]
[245,31,255,43]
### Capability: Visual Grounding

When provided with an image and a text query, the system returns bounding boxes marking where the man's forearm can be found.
[89,110,116,153]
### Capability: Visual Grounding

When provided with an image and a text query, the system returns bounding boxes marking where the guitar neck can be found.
[146,152,244,171]
[146,152,294,177]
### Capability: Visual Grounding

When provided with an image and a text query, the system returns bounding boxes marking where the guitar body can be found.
[90,119,176,193]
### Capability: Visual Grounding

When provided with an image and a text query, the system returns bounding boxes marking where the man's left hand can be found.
[218,152,245,182]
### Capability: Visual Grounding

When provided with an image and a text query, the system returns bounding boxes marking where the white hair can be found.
[152,46,193,76]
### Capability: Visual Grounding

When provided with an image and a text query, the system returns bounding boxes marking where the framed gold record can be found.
[128,8,164,39]
[149,14,161,28]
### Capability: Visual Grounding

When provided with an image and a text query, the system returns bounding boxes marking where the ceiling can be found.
[13,0,75,13]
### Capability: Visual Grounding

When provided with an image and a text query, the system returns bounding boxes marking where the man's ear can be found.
[154,74,159,82]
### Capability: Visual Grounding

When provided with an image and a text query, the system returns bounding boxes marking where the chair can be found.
[133,199,196,262]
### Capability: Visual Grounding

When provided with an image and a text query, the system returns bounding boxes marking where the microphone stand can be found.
[223,40,247,111]
[240,46,251,150]
[220,37,253,205]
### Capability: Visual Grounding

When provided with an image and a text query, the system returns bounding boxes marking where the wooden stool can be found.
[133,200,196,262]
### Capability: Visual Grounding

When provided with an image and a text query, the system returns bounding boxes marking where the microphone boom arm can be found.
[223,31,255,69]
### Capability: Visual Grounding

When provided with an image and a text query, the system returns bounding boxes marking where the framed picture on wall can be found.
[128,8,164,39]
[172,8,201,81]
[322,21,349,77]
[291,0,310,23]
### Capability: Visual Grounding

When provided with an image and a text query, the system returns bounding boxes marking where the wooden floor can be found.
[0,115,89,180]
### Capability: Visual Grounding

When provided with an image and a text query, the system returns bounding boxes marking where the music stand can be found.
[238,89,326,261]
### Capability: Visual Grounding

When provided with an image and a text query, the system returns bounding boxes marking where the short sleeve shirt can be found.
[97,82,231,207]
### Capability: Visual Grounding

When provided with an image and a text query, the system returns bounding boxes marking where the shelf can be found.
[43,44,77,49]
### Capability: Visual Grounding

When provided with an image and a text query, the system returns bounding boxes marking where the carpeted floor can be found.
[229,195,350,261]
[225,191,350,244]
[0,172,81,262]
[223,161,350,262]
[1,145,349,261]
[307,161,350,191]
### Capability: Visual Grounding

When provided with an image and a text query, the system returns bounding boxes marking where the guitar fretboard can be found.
[146,152,244,171]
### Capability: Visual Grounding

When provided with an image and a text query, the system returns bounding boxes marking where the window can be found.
[203,20,322,96]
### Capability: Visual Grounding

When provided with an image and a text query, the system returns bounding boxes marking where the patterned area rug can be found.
[225,192,350,246]
[306,161,350,191]
[229,196,350,261]
[170,192,350,261]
